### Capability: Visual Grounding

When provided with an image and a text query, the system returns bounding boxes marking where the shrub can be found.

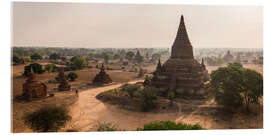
[49,53,60,60]
[122,84,140,98]
[96,122,119,131]
[137,121,205,130]
[168,92,175,106]
[140,89,158,111]
[22,104,71,132]
[23,63,44,76]
[30,53,43,61]
[68,72,78,81]
[45,64,54,72]
[12,55,22,64]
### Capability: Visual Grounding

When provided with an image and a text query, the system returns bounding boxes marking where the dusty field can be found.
[11,64,139,133]
[62,80,262,131]
[11,63,263,132]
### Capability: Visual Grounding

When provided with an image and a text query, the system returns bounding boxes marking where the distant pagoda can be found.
[151,15,209,95]
[92,64,112,85]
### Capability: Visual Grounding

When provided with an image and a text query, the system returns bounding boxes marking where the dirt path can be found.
[63,80,180,131]
[63,80,262,131]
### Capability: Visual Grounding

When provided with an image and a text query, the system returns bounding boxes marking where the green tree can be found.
[67,72,78,81]
[23,105,71,132]
[104,54,109,64]
[49,53,60,60]
[140,89,157,111]
[125,51,135,61]
[210,62,263,112]
[24,57,31,63]
[12,55,22,64]
[30,53,43,61]
[70,56,88,69]
[45,64,54,72]
[24,63,44,76]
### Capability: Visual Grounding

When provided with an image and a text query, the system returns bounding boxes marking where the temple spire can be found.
[171,15,194,59]
[175,15,190,44]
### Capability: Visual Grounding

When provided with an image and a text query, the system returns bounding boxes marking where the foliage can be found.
[137,121,204,130]
[210,62,263,112]
[67,72,78,81]
[12,55,23,64]
[168,92,175,106]
[122,84,140,98]
[30,53,43,61]
[125,51,135,61]
[70,56,88,69]
[49,53,60,60]
[151,53,161,62]
[104,54,109,64]
[45,64,54,72]
[24,57,31,63]
[140,89,158,111]
[23,104,71,132]
[96,122,119,131]
[24,63,44,76]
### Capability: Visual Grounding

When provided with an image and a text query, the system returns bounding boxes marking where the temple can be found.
[151,15,209,95]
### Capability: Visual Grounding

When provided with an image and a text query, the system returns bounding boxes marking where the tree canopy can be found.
[210,62,263,112]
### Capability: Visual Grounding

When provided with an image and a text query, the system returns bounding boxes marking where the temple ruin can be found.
[22,69,47,100]
[151,15,209,95]
[92,64,112,85]
[224,50,234,63]
[57,68,71,91]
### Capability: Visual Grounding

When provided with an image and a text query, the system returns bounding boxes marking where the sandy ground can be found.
[62,80,262,131]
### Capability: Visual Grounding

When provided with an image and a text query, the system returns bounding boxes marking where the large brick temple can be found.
[151,15,209,95]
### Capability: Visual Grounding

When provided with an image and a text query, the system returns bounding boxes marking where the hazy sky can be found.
[13,2,263,48]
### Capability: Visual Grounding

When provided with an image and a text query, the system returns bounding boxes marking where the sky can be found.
[12,2,263,48]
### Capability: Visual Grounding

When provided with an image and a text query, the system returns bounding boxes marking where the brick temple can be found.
[151,15,209,95]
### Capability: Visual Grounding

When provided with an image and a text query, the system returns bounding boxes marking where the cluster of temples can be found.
[151,15,209,95]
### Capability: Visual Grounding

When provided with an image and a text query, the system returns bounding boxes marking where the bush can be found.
[30,53,43,61]
[70,56,88,69]
[22,104,71,132]
[137,121,205,130]
[168,92,175,106]
[68,72,78,81]
[49,53,60,60]
[45,64,54,72]
[23,63,44,76]
[140,89,158,111]
[96,122,119,131]
[211,62,263,112]
[122,84,140,98]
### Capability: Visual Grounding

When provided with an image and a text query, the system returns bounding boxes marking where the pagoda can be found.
[151,15,209,95]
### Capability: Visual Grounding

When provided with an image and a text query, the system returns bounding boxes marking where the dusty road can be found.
[63,80,181,131]
[63,80,262,131]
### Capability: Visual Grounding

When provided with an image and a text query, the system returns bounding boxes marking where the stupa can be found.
[151,15,209,95]
[224,50,234,62]
[22,69,47,100]
[57,68,71,91]
[92,64,112,85]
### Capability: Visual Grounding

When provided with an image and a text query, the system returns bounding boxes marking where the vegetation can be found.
[23,105,71,132]
[30,53,43,61]
[140,88,158,112]
[70,56,88,69]
[125,51,135,61]
[137,121,204,130]
[122,84,140,99]
[96,122,119,131]
[67,72,78,81]
[210,63,263,112]
[49,52,60,60]
[24,63,44,76]
[168,92,175,106]
[45,63,54,72]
